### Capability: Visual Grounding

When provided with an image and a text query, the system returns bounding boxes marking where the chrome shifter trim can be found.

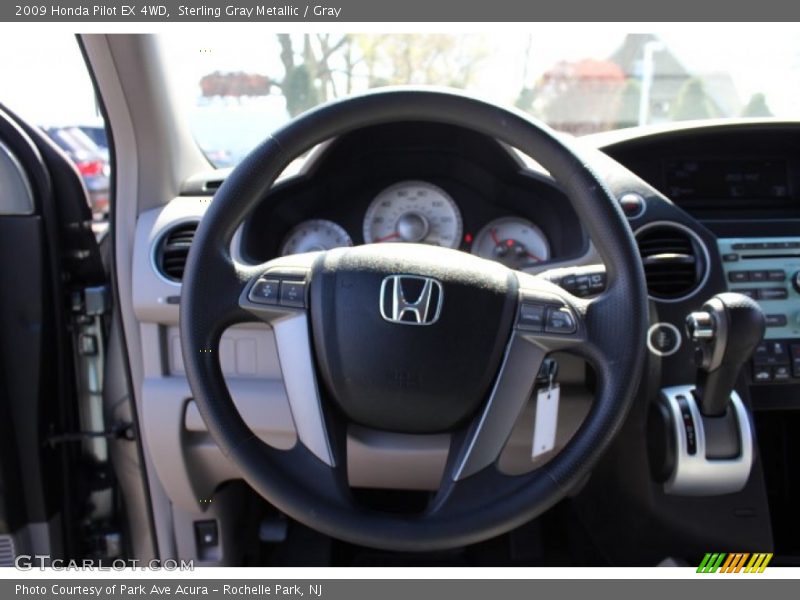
[661,385,753,496]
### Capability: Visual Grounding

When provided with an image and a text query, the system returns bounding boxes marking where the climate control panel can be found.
[718,237,800,386]
[718,237,800,341]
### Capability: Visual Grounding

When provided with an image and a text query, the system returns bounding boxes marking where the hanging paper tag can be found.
[532,384,560,458]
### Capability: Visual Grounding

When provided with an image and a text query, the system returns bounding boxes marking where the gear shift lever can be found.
[648,292,764,495]
[686,292,765,417]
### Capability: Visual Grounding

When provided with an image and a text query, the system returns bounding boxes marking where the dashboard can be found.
[598,123,800,371]
[135,118,800,564]
[237,122,588,271]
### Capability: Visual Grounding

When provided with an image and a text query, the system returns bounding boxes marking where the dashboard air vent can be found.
[156,222,198,282]
[635,224,707,300]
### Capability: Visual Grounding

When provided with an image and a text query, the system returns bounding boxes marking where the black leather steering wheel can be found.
[180,89,648,551]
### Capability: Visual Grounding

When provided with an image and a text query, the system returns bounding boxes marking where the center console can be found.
[717,237,800,385]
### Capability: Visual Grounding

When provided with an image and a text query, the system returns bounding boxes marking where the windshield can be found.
[161,28,800,167]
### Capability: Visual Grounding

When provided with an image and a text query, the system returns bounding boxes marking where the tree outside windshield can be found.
[160,29,800,167]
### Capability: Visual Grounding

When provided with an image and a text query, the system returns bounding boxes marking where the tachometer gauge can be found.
[280,219,353,256]
[471,217,550,269]
[363,181,463,248]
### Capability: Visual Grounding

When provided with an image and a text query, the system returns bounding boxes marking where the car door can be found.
[0,104,112,564]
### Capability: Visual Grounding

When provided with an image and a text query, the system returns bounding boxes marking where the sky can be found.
[1,26,799,146]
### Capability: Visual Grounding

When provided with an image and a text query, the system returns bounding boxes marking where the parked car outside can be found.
[43,125,110,217]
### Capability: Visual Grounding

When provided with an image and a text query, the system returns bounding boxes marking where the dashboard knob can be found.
[793,271,800,294]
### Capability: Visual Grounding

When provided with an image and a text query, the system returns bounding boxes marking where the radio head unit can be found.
[718,237,800,341]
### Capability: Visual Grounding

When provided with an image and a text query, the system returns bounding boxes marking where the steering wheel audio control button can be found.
[249,278,280,305]
[545,307,577,334]
[517,303,546,331]
[279,280,307,308]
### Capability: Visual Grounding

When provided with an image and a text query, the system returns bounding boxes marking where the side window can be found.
[0,34,110,223]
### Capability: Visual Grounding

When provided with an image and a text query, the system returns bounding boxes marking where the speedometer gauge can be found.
[363,181,463,248]
[471,217,550,269]
[280,219,353,256]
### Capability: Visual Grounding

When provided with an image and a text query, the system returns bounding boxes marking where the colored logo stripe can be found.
[697,553,726,573]
[721,553,750,573]
[697,552,773,573]
[744,553,773,573]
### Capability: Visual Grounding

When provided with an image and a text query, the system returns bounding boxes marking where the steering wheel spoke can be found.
[442,272,587,483]
[238,253,338,467]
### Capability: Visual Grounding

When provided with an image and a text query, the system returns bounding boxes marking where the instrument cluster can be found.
[279,179,552,270]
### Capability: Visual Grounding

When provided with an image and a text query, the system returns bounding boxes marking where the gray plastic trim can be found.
[661,385,753,496]
[238,260,335,468]
[271,313,335,466]
[133,199,209,324]
[0,140,35,215]
[451,333,546,480]
[141,376,297,511]
[347,426,449,491]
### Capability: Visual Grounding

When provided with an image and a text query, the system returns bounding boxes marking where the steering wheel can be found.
[180,89,648,551]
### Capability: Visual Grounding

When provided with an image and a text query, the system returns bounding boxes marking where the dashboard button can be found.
[518,303,546,331]
[759,288,788,300]
[766,314,788,327]
[545,307,577,334]
[754,341,789,366]
[573,275,590,296]
[722,253,739,262]
[647,323,682,356]
[790,345,800,378]
[728,271,749,283]
[749,270,767,282]
[767,270,786,282]
[279,280,306,308]
[560,274,577,291]
[753,366,773,383]
[619,192,646,218]
[588,272,606,292]
[753,342,769,366]
[737,288,760,299]
[774,366,791,381]
[770,342,789,365]
[249,278,280,305]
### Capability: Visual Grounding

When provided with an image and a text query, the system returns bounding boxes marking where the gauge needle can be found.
[526,251,543,262]
[375,232,401,242]
[490,228,501,245]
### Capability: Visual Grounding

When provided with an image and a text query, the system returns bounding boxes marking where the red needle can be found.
[526,251,543,262]
[375,232,401,242]
[490,228,501,245]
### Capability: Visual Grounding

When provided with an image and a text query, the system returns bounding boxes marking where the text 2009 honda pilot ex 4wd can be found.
[1,30,799,567]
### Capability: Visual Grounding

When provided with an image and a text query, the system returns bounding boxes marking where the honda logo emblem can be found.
[380,275,443,325]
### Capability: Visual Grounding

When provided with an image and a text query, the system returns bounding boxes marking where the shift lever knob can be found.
[686,292,765,417]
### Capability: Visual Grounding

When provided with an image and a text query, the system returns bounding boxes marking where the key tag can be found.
[532,364,560,459]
